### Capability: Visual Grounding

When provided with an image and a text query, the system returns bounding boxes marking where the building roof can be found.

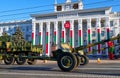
[31,6,111,17]
[0,19,32,25]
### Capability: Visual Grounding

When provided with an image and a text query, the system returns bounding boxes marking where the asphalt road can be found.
[0,61,120,78]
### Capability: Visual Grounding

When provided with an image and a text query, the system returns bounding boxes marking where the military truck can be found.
[0,27,42,65]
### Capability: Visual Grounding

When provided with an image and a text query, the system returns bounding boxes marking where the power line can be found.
[0,3,119,18]
[0,4,53,14]
[0,9,53,17]
[84,0,115,5]
[0,0,115,14]
[0,0,119,21]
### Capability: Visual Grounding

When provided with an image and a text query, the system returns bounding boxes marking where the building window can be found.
[65,4,71,10]
[26,26,29,31]
[22,27,25,32]
[92,21,96,27]
[101,20,105,27]
[110,21,113,27]
[110,30,114,37]
[14,27,17,31]
[3,28,6,32]
[92,31,96,37]
[73,3,78,9]
[101,31,105,36]
[83,33,87,37]
[57,6,62,11]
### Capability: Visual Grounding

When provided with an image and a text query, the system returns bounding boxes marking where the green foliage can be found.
[0,31,11,42]
[11,27,26,48]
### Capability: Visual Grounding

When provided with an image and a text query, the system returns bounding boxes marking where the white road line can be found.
[0,72,119,78]
[78,68,120,70]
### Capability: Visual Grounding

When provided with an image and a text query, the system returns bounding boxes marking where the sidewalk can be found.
[37,59,120,64]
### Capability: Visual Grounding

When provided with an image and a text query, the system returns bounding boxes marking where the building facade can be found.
[0,20,32,41]
[31,0,120,57]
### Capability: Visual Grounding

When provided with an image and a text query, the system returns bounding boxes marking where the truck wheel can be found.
[27,59,37,65]
[57,52,77,72]
[80,55,89,65]
[16,53,27,65]
[4,54,15,65]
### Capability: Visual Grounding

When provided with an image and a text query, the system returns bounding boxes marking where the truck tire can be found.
[16,53,27,65]
[27,59,37,65]
[57,52,77,72]
[79,55,89,65]
[4,54,15,65]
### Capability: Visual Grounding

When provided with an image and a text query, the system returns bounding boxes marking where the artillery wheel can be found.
[27,59,37,65]
[74,54,81,67]
[80,55,89,65]
[57,52,77,72]
[0,60,2,64]
[16,53,27,65]
[4,54,15,65]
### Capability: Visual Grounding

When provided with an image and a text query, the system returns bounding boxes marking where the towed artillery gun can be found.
[52,35,120,71]
[0,27,120,72]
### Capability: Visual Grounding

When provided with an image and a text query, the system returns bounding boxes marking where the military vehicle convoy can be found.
[0,27,120,72]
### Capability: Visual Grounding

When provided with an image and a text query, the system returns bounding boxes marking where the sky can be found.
[0,0,119,22]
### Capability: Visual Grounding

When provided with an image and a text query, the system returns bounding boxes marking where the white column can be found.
[114,19,119,36]
[113,19,119,55]
[54,21,58,44]
[105,17,110,39]
[87,19,92,53]
[105,17,110,55]
[62,20,65,43]
[64,21,67,43]
[39,22,43,45]
[70,20,75,48]
[0,27,3,36]
[46,22,51,56]
[96,18,101,55]
[32,22,36,45]
[78,19,83,46]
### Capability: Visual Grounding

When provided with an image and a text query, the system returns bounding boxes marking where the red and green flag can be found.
[106,28,110,39]
[97,29,101,54]
[46,32,48,54]
[32,32,34,45]
[88,29,91,53]
[62,31,64,43]
[78,30,82,46]
[70,30,73,47]
[54,31,56,44]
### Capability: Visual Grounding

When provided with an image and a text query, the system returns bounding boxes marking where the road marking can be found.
[0,72,119,78]
[78,68,120,70]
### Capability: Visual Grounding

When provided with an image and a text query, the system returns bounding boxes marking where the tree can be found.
[0,31,10,42]
[12,27,25,47]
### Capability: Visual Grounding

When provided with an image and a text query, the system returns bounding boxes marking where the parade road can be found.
[0,60,120,78]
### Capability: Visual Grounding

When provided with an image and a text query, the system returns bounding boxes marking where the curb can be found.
[90,59,120,64]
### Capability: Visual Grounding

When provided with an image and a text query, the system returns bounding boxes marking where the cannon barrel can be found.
[71,35,120,52]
